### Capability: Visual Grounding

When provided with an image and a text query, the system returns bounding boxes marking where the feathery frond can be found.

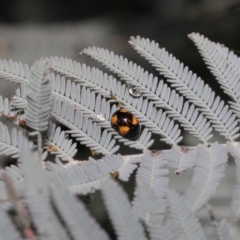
[0,122,34,158]
[49,57,113,98]
[52,97,119,155]
[25,59,52,132]
[147,220,176,240]
[51,183,110,240]
[20,150,70,240]
[101,178,147,240]
[49,74,154,150]
[171,102,212,143]
[51,73,113,124]
[132,150,169,223]
[129,36,240,142]
[0,59,29,83]
[166,145,196,174]
[81,47,212,143]
[216,219,233,240]
[168,190,206,240]
[50,57,182,145]
[46,154,139,195]
[113,91,182,145]
[0,97,12,117]
[184,143,227,212]
[11,82,27,110]
[188,32,240,120]
[44,122,77,163]
[132,183,165,224]
[226,142,240,220]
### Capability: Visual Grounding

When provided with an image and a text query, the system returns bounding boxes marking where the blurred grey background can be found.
[1,0,240,239]
[0,0,239,65]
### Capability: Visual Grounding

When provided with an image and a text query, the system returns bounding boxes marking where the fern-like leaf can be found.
[20,150,70,240]
[189,32,240,120]
[25,59,52,132]
[49,57,113,97]
[46,154,139,195]
[39,73,153,150]
[51,73,113,124]
[132,150,169,223]
[0,59,29,83]
[52,97,119,155]
[51,183,110,240]
[112,92,182,145]
[184,143,227,212]
[147,220,176,240]
[168,190,206,240]
[81,47,212,143]
[44,122,77,163]
[129,36,240,142]
[0,122,34,158]
[0,97,12,118]
[101,178,147,240]
[50,57,182,145]
[166,146,196,174]
[11,82,27,109]
[216,219,233,240]
[226,142,240,220]
[10,83,154,150]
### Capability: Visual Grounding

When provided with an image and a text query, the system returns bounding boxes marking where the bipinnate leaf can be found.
[51,183,110,240]
[147,220,176,240]
[46,154,139,195]
[81,46,212,143]
[216,219,233,240]
[0,122,34,158]
[184,143,227,212]
[226,142,240,220]
[50,74,153,150]
[25,59,52,132]
[166,145,196,174]
[50,56,182,146]
[129,35,239,142]
[45,122,77,163]
[20,150,70,240]
[132,150,169,222]
[101,178,147,240]
[189,32,240,120]
[168,190,206,240]
[52,97,119,155]
[0,59,29,83]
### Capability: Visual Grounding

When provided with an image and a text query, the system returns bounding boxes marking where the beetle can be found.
[110,108,141,140]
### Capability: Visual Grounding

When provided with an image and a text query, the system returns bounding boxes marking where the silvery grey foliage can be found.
[184,143,227,212]
[0,32,240,239]
[0,122,34,158]
[129,36,240,142]
[44,122,78,163]
[25,59,52,132]
[168,190,207,240]
[0,59,29,83]
[81,47,212,143]
[216,219,233,240]
[101,178,147,240]
[45,154,140,195]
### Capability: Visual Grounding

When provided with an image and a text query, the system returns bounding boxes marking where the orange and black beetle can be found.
[111,108,140,140]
